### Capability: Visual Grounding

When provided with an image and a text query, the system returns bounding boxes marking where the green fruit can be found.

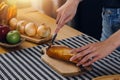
[6,30,20,44]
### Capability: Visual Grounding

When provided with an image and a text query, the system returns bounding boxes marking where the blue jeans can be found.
[101,8,120,51]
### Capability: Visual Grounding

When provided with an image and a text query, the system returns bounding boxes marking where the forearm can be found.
[107,30,120,49]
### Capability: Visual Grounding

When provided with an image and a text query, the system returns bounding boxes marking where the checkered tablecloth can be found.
[0,34,120,80]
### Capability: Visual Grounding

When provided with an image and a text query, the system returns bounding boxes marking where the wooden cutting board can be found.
[93,74,120,80]
[41,47,92,76]
[41,53,82,76]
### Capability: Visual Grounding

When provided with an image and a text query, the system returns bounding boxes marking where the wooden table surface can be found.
[0,8,82,54]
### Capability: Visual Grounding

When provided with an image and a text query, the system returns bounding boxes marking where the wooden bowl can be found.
[0,38,25,48]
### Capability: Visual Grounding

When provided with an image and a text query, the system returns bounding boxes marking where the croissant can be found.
[46,45,79,63]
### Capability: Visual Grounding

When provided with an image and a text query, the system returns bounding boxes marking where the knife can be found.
[48,33,57,49]
[51,33,57,44]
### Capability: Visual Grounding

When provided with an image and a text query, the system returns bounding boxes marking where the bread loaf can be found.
[46,45,79,63]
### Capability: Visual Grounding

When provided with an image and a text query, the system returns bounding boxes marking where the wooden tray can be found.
[0,38,25,48]
[93,74,120,80]
[21,34,52,44]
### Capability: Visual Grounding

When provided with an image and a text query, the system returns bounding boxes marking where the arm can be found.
[107,30,120,48]
[55,0,82,33]
[70,30,120,67]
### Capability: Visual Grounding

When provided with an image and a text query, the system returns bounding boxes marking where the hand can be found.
[70,39,118,67]
[55,0,81,33]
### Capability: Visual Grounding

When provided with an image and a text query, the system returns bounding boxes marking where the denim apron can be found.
[101,8,120,51]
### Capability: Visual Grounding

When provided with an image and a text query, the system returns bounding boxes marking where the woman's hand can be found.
[70,38,119,67]
[55,0,81,33]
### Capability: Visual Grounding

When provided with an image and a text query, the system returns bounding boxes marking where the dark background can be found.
[72,0,103,40]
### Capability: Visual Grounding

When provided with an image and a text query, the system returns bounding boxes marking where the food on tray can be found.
[46,45,79,63]
[36,24,51,38]
[9,18,18,30]
[9,18,51,39]
[25,22,37,37]
[17,20,27,34]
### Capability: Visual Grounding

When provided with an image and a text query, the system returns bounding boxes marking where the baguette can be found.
[46,45,79,63]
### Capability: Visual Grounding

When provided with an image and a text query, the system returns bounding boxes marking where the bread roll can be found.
[17,20,27,34]
[9,18,18,30]
[46,45,79,63]
[25,22,37,37]
[36,24,51,38]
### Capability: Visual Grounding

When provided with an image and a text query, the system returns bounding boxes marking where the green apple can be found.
[6,30,20,44]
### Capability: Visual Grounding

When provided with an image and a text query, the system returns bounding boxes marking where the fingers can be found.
[76,53,96,66]
[70,44,99,67]
[71,45,90,53]
[70,49,92,62]
[55,24,62,33]
[56,15,72,33]
[70,45,92,61]
[56,7,73,33]
[64,15,73,24]
[55,9,65,33]
[56,8,61,24]
[83,56,100,66]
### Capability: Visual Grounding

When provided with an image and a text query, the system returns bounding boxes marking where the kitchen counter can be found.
[0,7,82,54]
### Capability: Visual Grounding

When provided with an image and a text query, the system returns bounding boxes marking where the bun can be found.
[36,24,51,38]
[17,20,27,34]
[9,18,18,30]
[46,45,79,63]
[25,22,37,37]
